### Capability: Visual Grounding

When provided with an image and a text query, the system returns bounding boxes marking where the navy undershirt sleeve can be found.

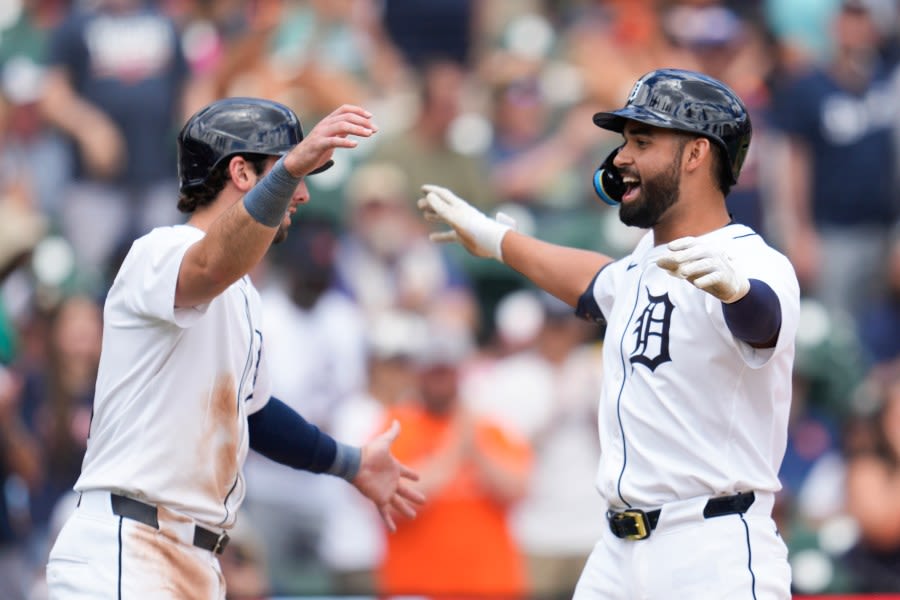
[248,397,357,476]
[721,279,782,347]
[575,269,607,324]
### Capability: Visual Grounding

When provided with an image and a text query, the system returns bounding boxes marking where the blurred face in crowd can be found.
[418,363,459,416]
[614,123,686,228]
[370,355,418,406]
[538,315,592,363]
[284,223,336,309]
[353,195,415,258]
[662,3,752,79]
[494,79,548,145]
[50,296,103,443]
[421,61,466,131]
[835,4,881,56]
[52,296,102,369]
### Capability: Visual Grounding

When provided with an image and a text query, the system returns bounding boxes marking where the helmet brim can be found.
[593,106,685,133]
[308,159,334,175]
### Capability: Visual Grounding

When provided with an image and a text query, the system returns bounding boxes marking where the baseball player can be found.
[418,69,799,599]
[45,98,425,599]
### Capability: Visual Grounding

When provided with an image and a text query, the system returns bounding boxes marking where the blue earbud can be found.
[592,147,626,206]
[593,167,620,206]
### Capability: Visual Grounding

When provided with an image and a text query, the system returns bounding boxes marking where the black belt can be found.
[607,491,756,541]
[109,493,230,554]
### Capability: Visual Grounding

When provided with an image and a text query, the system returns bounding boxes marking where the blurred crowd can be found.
[2,0,900,598]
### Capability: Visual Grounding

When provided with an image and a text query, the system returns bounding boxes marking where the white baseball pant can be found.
[46,491,227,599]
[573,491,791,599]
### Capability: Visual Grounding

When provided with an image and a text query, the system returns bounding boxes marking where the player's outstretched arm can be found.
[248,398,424,532]
[352,420,426,533]
[418,184,612,306]
[177,105,377,307]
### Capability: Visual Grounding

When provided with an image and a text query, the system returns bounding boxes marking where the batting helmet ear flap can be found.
[593,146,626,206]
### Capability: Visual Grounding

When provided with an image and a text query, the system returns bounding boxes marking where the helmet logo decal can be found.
[627,79,644,105]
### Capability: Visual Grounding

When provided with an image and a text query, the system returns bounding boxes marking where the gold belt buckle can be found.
[212,531,229,554]
[612,509,651,540]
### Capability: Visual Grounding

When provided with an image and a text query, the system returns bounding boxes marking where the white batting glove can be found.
[656,236,750,303]
[417,184,516,262]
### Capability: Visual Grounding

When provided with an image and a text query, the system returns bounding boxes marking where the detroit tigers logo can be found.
[627,77,645,104]
[630,289,674,371]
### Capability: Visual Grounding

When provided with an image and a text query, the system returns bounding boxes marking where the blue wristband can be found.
[327,442,362,482]
[242,156,303,227]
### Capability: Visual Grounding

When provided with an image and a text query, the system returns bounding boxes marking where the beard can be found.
[618,155,681,229]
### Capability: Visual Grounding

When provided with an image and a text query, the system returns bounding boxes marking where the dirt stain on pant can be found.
[123,520,223,599]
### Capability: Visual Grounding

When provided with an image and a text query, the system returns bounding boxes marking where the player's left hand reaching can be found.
[656,236,750,303]
[352,420,426,532]
[283,104,377,177]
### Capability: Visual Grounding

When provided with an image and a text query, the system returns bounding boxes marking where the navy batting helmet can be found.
[593,69,752,185]
[177,97,333,193]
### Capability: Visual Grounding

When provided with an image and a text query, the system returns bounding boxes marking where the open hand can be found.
[352,420,426,532]
[283,104,377,177]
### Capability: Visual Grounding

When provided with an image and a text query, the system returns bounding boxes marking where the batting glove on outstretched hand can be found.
[656,236,750,303]
[417,184,516,262]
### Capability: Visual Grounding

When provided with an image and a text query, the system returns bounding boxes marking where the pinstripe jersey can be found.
[75,224,271,529]
[578,223,800,510]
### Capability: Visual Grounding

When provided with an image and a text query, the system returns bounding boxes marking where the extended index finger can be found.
[398,462,420,481]
[312,110,378,138]
[330,103,373,119]
[421,184,450,196]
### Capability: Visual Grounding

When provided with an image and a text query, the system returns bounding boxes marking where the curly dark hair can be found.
[177,153,270,214]
[709,144,734,198]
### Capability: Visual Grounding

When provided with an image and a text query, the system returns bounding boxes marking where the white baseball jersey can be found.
[74,224,271,529]
[582,223,799,509]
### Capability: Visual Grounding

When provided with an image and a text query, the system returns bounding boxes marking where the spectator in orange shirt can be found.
[377,323,531,599]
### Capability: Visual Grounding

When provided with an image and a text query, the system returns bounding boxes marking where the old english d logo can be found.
[630,289,674,371]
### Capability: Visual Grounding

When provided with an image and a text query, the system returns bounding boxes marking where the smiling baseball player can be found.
[418,69,799,599]
[45,98,425,599]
